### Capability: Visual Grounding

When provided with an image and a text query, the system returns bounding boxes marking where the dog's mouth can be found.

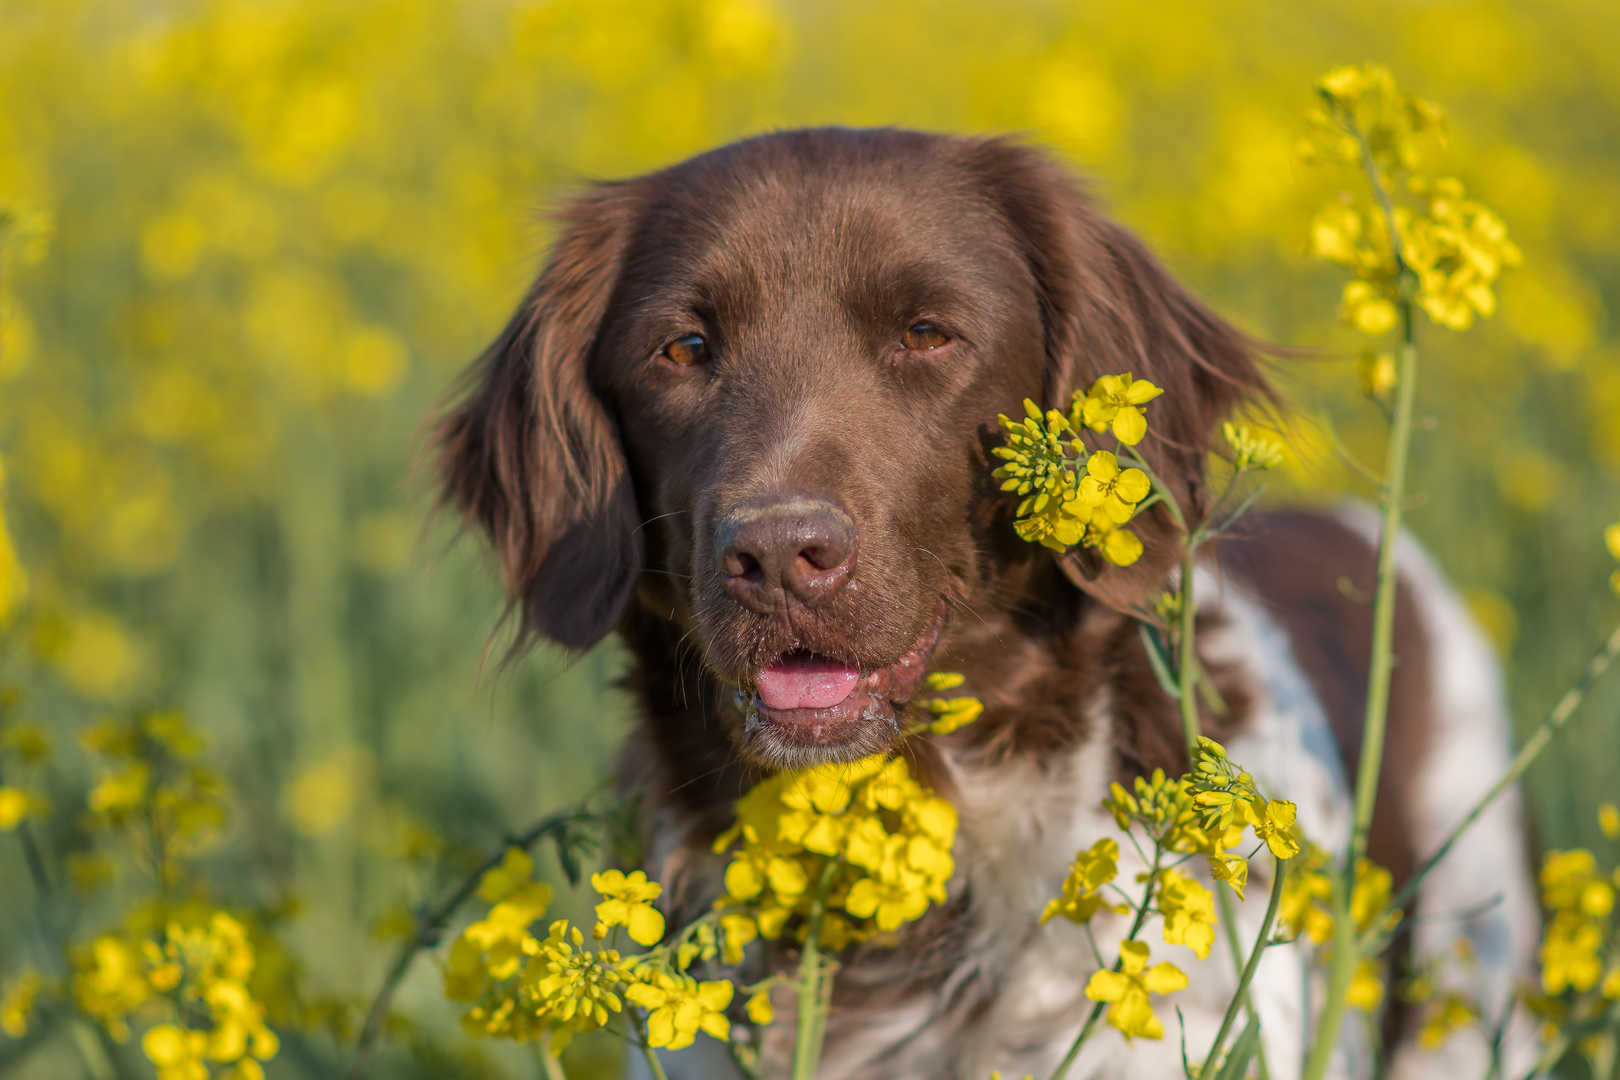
[737,603,946,770]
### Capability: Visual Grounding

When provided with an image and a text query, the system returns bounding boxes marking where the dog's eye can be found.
[901,323,949,351]
[661,334,710,366]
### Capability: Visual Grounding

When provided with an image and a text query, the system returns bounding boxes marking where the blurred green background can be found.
[1,0,1617,1076]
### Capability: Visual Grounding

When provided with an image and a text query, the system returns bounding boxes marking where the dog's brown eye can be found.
[662,334,709,366]
[902,323,949,351]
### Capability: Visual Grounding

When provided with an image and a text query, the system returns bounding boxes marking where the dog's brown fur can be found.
[437,128,1458,1074]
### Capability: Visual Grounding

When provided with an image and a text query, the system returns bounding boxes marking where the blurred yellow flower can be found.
[1158,867,1218,960]
[1599,803,1620,841]
[0,971,39,1037]
[1084,940,1186,1041]
[1347,958,1386,1011]
[1417,993,1479,1049]
[1041,837,1126,926]
[625,969,732,1050]
[1223,422,1284,472]
[0,785,48,830]
[1541,913,1605,995]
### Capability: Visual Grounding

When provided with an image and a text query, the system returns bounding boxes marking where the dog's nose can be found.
[714,494,856,612]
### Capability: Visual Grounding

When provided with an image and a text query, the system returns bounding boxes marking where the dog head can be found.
[438,128,1267,771]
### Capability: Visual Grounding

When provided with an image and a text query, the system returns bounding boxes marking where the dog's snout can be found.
[714,494,856,612]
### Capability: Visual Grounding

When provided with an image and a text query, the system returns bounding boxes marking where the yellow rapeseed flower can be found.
[1599,803,1620,841]
[1242,797,1301,860]
[1347,959,1386,1012]
[1158,868,1218,960]
[0,971,39,1038]
[1541,913,1605,996]
[1041,838,1126,926]
[1084,940,1186,1041]
[591,870,666,946]
[1079,374,1163,446]
[1207,852,1249,901]
[1223,422,1284,472]
[625,969,733,1050]
[0,786,47,830]
[1077,451,1152,525]
[531,921,627,1035]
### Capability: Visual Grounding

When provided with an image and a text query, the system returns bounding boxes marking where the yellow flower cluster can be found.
[443,845,745,1055]
[79,711,228,883]
[1303,65,1520,338]
[1222,422,1284,473]
[0,970,39,1037]
[1537,848,1618,998]
[991,374,1163,567]
[1274,847,1400,1012]
[1300,64,1445,179]
[72,913,279,1080]
[712,753,959,951]
[1041,838,1127,927]
[1401,939,1485,1052]
[1185,737,1301,865]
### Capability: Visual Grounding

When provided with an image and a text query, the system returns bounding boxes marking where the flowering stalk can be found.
[1301,88,1419,1080]
[1199,861,1286,1077]
[1047,845,1164,1080]
[792,859,841,1080]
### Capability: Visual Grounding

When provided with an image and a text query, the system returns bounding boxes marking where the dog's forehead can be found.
[628,132,1025,300]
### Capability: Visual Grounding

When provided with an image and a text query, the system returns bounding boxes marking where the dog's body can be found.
[439,128,1536,1078]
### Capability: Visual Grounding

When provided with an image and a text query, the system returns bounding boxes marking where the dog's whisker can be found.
[632,509,688,537]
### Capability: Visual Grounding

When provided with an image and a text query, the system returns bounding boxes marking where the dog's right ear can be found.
[436,184,644,653]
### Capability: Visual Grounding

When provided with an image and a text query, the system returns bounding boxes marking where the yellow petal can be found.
[1113,468,1151,504]
[1123,380,1164,405]
[626,904,666,947]
[1085,970,1130,1003]
[1087,450,1121,482]
[1112,407,1147,446]
[1141,962,1188,995]
[1101,528,1143,567]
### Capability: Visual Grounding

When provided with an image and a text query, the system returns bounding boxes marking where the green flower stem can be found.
[630,1011,672,1080]
[1386,614,1620,920]
[1348,317,1415,870]
[791,859,840,1080]
[1199,860,1286,1078]
[1178,550,1201,753]
[1048,844,1166,1080]
[539,1038,570,1080]
[1214,884,1272,1080]
[1300,104,1420,1080]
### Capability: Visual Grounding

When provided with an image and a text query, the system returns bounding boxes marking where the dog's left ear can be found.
[974,138,1274,611]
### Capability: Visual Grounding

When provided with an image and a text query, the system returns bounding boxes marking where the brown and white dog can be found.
[436,128,1537,1079]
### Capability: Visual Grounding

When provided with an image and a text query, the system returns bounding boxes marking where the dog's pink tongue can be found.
[756,655,859,711]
